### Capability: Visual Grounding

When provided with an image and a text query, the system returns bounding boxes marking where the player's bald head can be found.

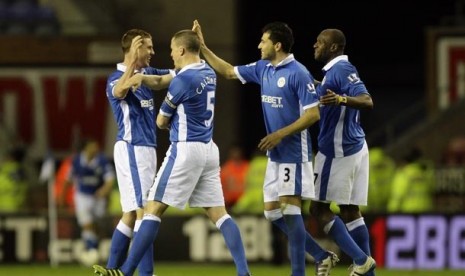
[322,28,346,52]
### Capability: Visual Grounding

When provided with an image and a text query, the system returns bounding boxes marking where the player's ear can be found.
[330,43,338,52]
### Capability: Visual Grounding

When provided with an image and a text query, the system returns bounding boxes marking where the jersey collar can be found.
[322,55,348,72]
[178,60,206,74]
[266,54,295,68]
[116,63,147,74]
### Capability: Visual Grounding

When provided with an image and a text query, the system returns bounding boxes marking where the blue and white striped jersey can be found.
[106,63,171,147]
[235,54,319,163]
[159,61,216,143]
[69,152,114,195]
[317,55,369,158]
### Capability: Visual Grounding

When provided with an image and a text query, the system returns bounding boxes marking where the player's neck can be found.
[122,58,142,72]
[179,56,201,69]
[270,52,290,66]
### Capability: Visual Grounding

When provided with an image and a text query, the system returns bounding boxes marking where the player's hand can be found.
[128,35,143,64]
[129,73,143,92]
[192,20,206,47]
[258,131,284,151]
[319,89,339,106]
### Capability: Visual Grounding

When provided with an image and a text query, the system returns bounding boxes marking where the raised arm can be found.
[113,35,143,99]
[192,20,238,80]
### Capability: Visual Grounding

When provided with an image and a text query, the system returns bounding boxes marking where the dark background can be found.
[233,0,461,157]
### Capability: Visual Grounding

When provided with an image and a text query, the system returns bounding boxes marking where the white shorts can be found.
[263,159,315,202]
[148,140,225,210]
[314,141,369,205]
[74,191,107,226]
[114,141,157,212]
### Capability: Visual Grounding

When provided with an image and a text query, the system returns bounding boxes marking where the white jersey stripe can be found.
[121,100,132,142]
[334,106,346,157]
[177,104,187,141]
[299,103,309,162]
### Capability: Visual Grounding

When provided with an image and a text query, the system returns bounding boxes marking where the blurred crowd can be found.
[1,137,465,215]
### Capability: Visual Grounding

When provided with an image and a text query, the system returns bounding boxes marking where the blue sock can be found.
[106,229,131,268]
[121,219,160,276]
[272,217,328,262]
[327,216,366,265]
[218,217,249,276]
[349,220,374,275]
[82,230,98,250]
[283,214,306,276]
[134,231,154,276]
[85,238,99,250]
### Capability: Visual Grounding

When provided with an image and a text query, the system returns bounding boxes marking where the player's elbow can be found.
[360,94,373,110]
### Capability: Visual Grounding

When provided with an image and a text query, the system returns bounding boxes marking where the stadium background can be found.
[1,0,465,275]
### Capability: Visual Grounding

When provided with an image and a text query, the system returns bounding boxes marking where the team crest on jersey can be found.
[277,77,286,88]
[348,73,361,84]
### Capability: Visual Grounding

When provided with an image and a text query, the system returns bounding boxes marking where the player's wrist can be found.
[336,95,347,105]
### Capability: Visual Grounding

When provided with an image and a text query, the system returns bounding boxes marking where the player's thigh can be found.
[314,150,365,205]
[350,143,369,205]
[149,142,204,209]
[190,141,224,208]
[264,160,314,203]
[263,159,278,203]
[113,141,157,212]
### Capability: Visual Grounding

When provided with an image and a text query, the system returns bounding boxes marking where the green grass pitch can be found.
[0,263,464,276]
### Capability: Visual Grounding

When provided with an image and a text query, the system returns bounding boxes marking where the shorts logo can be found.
[277,77,286,88]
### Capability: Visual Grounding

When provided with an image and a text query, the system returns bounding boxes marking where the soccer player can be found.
[192,20,338,276]
[93,29,251,276]
[104,29,174,276]
[310,28,376,276]
[61,138,115,266]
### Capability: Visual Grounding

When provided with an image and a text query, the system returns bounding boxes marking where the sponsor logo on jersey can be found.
[262,95,283,108]
[348,73,361,84]
[140,98,154,110]
[306,83,316,93]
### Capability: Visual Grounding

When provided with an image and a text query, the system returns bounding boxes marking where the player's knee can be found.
[309,202,321,217]
[339,205,361,222]
[121,211,137,226]
[264,209,282,221]
[281,204,301,215]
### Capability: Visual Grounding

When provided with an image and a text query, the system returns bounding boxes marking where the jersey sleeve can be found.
[146,67,172,76]
[291,69,319,110]
[234,60,264,84]
[159,77,187,117]
[337,64,369,97]
[106,73,120,100]
[99,155,115,182]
